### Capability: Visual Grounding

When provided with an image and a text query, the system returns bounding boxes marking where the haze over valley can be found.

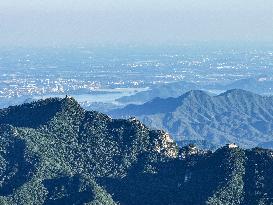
[1,0,273,204]
[1,44,273,111]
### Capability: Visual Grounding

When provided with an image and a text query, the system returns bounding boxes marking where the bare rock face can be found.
[153,130,178,158]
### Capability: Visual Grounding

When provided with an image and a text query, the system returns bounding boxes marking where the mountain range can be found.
[0,97,273,204]
[110,89,273,149]
[116,77,273,104]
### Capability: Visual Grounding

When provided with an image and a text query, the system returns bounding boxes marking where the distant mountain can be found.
[224,77,273,94]
[115,77,273,105]
[110,89,273,149]
[116,81,200,104]
[83,101,122,113]
[1,97,273,204]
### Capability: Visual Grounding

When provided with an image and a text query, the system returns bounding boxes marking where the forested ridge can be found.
[0,97,272,204]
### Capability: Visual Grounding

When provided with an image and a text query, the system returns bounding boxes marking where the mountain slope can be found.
[110,89,273,148]
[116,81,200,104]
[1,97,273,204]
[0,97,177,204]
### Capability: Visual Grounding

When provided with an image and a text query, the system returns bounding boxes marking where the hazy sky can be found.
[0,0,272,46]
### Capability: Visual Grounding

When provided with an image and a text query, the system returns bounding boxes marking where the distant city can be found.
[1,44,273,110]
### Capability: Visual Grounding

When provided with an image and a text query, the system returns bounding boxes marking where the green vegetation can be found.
[0,97,273,204]
[110,89,273,149]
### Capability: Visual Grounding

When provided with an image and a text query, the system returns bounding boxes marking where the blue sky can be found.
[0,0,272,46]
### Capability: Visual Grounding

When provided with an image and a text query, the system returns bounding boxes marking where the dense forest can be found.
[0,97,273,204]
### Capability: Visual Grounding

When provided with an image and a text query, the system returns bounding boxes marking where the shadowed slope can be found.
[110,89,273,148]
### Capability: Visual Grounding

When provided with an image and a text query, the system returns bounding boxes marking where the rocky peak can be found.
[179,144,208,159]
[152,130,178,158]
